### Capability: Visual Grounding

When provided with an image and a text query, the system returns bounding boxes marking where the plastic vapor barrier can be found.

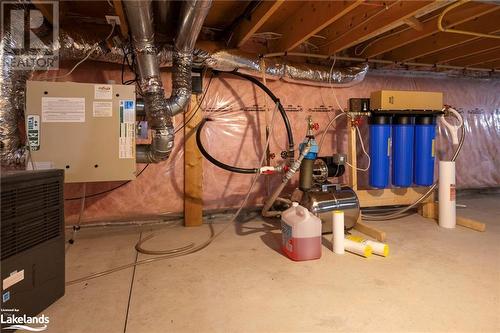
[38,63,499,224]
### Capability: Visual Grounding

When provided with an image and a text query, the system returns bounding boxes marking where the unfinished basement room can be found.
[1,0,499,332]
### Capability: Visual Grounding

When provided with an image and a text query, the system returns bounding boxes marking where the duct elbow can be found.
[136,128,174,163]
[169,51,193,116]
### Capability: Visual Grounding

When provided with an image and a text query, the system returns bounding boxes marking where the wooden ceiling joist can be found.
[112,0,129,38]
[319,0,438,55]
[315,1,399,53]
[475,59,500,69]
[448,47,500,67]
[403,16,424,31]
[268,0,363,52]
[385,9,500,62]
[416,38,500,64]
[229,0,286,48]
[360,2,498,58]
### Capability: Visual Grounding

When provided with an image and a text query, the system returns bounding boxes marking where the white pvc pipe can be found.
[439,161,456,229]
[332,211,344,254]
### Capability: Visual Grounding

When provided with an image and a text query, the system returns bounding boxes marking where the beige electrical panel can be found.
[370,90,443,110]
[26,81,136,183]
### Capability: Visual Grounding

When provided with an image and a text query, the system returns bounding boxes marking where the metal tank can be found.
[299,184,360,233]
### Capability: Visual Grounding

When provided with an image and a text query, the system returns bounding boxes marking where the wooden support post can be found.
[418,201,438,219]
[184,95,203,227]
[347,120,357,191]
[112,0,130,38]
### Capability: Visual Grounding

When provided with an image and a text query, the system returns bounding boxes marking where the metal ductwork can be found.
[124,0,212,163]
[0,1,369,168]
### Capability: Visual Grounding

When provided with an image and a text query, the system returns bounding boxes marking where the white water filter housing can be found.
[439,161,456,228]
[332,211,344,254]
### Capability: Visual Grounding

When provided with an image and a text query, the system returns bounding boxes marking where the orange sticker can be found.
[450,184,456,201]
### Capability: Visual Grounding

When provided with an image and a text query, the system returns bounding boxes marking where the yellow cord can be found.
[438,0,500,40]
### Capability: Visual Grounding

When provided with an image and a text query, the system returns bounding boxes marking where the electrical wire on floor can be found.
[361,108,466,221]
[133,102,280,256]
[65,94,281,286]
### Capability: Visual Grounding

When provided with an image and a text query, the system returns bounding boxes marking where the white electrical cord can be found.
[66,102,281,285]
[42,23,116,81]
[327,56,370,172]
[317,112,347,154]
[346,125,371,172]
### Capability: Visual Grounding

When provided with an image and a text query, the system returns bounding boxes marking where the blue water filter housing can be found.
[369,115,391,189]
[414,115,436,186]
[392,115,414,187]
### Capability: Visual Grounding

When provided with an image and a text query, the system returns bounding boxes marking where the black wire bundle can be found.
[121,42,140,87]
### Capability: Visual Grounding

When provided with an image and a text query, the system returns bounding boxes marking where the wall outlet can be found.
[105,15,121,26]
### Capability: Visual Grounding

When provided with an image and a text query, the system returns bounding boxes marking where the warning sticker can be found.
[27,115,40,151]
[450,184,456,201]
[119,100,135,159]
[2,270,24,290]
[42,97,85,122]
[93,101,113,117]
[282,222,292,252]
[26,161,54,170]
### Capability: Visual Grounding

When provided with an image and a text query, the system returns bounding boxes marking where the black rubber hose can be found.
[213,70,294,150]
[196,118,259,174]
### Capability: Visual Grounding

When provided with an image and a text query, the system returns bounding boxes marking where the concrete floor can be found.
[44,193,500,333]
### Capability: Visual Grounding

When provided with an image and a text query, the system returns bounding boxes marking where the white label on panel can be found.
[26,115,40,150]
[2,270,24,290]
[119,100,135,159]
[94,84,113,99]
[93,101,113,117]
[42,97,85,122]
[25,161,54,170]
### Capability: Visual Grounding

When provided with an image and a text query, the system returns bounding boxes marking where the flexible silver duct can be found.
[57,35,368,85]
[0,32,30,168]
[168,0,212,116]
[124,0,212,163]
[0,21,367,167]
